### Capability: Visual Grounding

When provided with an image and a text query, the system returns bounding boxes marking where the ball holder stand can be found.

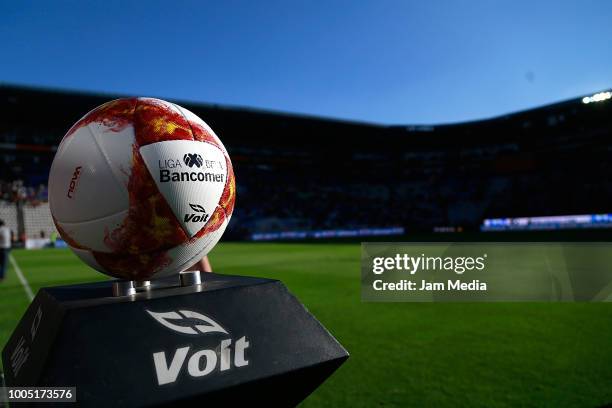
[2,271,349,407]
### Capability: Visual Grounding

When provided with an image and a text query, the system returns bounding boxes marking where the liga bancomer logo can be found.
[183,153,203,168]
[158,155,225,183]
[147,309,250,386]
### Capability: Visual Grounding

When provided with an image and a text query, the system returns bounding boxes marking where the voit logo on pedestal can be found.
[146,309,250,386]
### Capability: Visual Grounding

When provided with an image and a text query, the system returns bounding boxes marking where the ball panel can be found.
[133,98,193,146]
[219,156,236,217]
[55,209,128,253]
[194,203,228,239]
[65,98,137,138]
[173,104,227,153]
[139,140,227,237]
[165,216,229,274]
[90,217,229,280]
[49,125,129,223]
[69,246,106,274]
[88,122,137,189]
[53,216,88,250]
[175,105,235,218]
[92,247,173,280]
[102,148,188,255]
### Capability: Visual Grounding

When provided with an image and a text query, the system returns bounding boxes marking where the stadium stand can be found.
[22,203,54,239]
[0,202,18,241]
[1,84,611,241]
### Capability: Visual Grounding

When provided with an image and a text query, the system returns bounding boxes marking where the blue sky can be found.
[1,1,611,124]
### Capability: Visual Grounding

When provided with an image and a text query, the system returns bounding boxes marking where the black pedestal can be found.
[2,273,348,407]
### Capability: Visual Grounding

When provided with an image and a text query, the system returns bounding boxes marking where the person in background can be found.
[186,255,213,273]
[50,230,58,248]
[0,220,11,282]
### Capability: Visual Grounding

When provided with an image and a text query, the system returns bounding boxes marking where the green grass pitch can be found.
[1,243,611,407]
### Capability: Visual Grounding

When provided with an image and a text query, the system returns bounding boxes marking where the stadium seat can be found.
[23,203,56,239]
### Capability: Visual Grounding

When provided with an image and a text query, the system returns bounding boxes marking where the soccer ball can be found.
[48,98,236,280]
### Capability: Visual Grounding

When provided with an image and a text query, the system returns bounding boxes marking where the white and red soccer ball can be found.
[49,98,236,280]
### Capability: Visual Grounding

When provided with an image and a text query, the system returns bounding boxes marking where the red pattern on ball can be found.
[66,99,137,138]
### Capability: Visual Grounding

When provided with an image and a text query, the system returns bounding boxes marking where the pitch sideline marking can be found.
[9,254,34,301]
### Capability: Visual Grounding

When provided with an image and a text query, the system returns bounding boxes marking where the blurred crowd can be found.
[0,180,48,204]
[2,105,611,240]
[229,133,612,237]
[2,134,611,240]
[1,82,611,240]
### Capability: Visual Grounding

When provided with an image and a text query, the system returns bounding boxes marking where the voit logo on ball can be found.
[184,203,209,224]
[146,309,250,386]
